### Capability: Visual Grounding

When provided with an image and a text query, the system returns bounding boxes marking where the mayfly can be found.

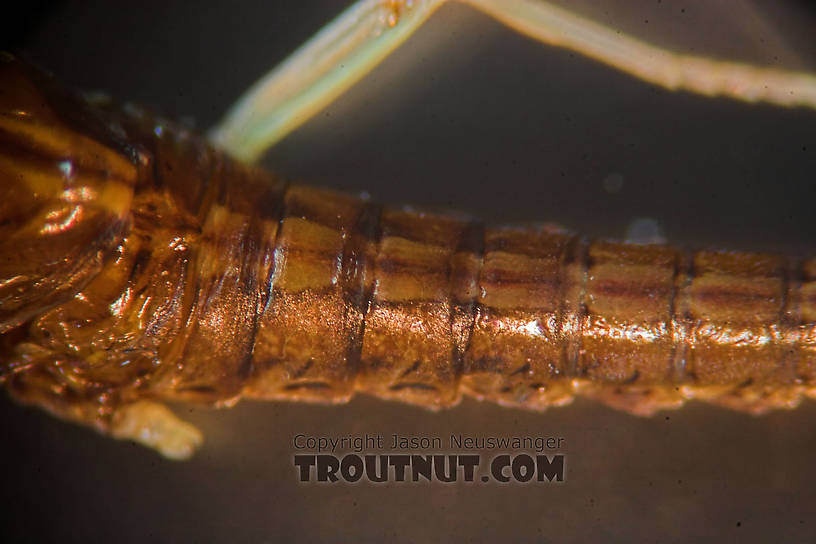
[2,0,816,460]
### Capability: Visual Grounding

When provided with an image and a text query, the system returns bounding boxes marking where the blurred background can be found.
[3,1,816,542]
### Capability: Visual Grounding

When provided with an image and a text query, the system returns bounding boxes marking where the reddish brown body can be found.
[1,54,815,443]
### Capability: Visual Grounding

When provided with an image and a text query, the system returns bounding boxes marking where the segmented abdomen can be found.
[2,54,815,418]
[239,187,816,415]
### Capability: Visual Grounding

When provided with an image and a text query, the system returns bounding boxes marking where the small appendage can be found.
[110,401,203,460]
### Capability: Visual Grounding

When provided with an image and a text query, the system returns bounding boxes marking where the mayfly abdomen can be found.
[3,53,816,460]
[253,189,816,415]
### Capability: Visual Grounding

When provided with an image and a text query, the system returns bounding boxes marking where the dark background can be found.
[3,1,816,542]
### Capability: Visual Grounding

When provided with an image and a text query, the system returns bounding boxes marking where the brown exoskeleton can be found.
[2,1,816,459]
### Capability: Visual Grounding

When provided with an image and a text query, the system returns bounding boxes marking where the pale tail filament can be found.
[208,0,447,163]
[211,0,816,163]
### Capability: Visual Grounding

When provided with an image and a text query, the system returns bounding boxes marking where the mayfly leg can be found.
[210,0,816,164]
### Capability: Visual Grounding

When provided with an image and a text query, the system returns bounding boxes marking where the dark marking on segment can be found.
[292,359,314,379]
[400,360,422,377]
[389,383,439,392]
[347,200,382,370]
[623,370,640,384]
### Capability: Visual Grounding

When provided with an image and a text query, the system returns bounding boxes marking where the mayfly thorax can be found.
[2,1,816,459]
